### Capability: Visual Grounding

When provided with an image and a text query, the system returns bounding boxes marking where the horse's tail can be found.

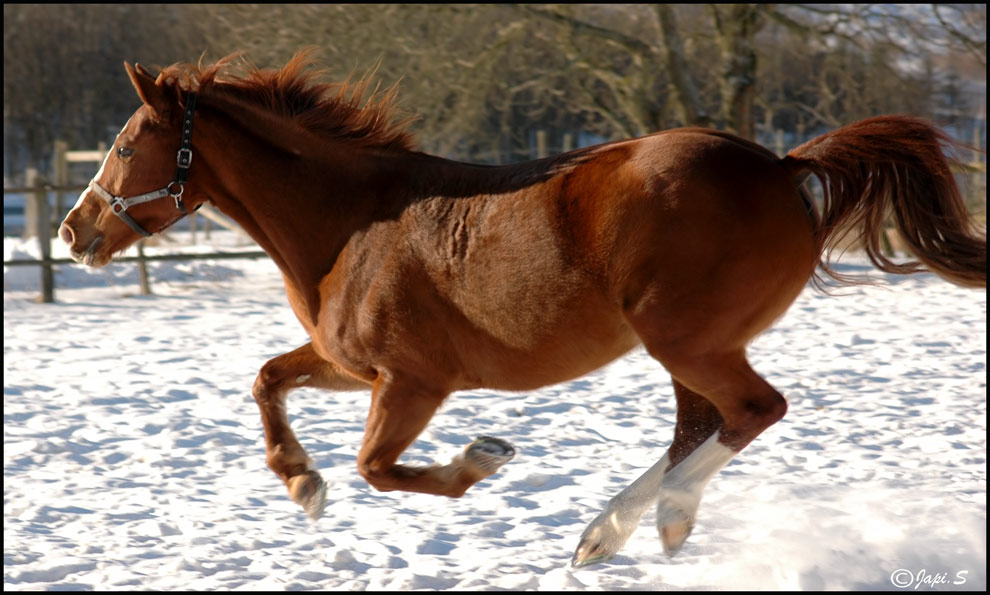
[781,115,986,289]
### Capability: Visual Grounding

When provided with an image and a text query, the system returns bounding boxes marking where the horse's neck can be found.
[196,117,401,325]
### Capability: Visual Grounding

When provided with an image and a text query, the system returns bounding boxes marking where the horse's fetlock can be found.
[267,443,311,475]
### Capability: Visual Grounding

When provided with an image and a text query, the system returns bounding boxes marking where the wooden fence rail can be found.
[4,236,269,305]
[4,250,270,267]
[5,181,268,303]
[6,139,265,302]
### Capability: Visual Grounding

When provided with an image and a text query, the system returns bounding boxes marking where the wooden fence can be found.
[3,144,267,303]
[3,180,268,302]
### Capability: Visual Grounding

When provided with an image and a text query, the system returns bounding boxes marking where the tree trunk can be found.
[654,5,710,128]
[711,4,765,140]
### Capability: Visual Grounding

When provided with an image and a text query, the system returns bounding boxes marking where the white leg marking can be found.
[572,453,670,566]
[656,432,736,555]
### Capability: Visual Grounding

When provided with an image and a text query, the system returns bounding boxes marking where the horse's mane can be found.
[156,50,416,151]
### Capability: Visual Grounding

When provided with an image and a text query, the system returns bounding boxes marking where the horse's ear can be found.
[124,61,170,119]
[134,63,155,79]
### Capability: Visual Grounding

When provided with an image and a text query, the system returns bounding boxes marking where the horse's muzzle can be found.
[60,223,105,267]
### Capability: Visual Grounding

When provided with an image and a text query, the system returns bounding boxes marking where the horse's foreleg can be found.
[572,379,722,567]
[253,342,369,519]
[356,377,515,497]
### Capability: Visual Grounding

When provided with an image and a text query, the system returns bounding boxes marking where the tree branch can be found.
[514,5,656,57]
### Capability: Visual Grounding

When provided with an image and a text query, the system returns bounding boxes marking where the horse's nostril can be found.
[59,224,74,246]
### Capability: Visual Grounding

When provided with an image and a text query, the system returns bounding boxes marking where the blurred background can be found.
[3,3,986,229]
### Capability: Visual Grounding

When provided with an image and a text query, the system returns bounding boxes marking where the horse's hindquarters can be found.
[611,131,818,358]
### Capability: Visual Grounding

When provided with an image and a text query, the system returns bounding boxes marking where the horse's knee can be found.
[253,359,291,401]
[357,460,396,493]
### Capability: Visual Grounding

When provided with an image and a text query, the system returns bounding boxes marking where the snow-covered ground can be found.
[4,232,986,590]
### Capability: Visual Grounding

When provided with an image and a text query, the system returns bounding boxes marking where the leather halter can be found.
[89,93,199,237]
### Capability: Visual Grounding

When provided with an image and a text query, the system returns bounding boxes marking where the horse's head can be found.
[59,62,207,267]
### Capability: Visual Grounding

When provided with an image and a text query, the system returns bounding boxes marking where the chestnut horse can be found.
[59,54,986,566]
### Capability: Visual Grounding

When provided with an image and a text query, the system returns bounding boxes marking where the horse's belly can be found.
[454,306,642,392]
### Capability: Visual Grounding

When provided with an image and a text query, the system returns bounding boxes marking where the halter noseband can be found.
[89,93,199,238]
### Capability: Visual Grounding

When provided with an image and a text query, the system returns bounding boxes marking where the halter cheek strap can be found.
[90,92,199,237]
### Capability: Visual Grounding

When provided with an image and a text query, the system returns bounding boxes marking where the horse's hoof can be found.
[287,470,328,520]
[657,512,694,556]
[570,510,631,568]
[656,489,698,556]
[571,501,646,568]
[465,435,515,474]
[571,533,617,568]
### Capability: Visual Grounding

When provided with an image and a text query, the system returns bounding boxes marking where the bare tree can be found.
[4,4,985,177]
[3,4,203,180]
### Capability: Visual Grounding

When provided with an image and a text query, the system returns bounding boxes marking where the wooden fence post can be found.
[536,130,547,159]
[23,167,40,240]
[137,240,152,295]
[562,133,574,154]
[53,140,68,237]
[26,168,55,303]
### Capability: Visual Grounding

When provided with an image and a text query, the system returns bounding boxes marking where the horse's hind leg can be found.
[652,350,786,555]
[252,342,369,519]
[572,380,723,567]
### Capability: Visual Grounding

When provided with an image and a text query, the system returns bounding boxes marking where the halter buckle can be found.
[176,148,193,168]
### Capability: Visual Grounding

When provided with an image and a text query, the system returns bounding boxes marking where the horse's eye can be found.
[117,146,134,159]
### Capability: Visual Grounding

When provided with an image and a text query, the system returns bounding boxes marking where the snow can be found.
[4,232,986,590]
